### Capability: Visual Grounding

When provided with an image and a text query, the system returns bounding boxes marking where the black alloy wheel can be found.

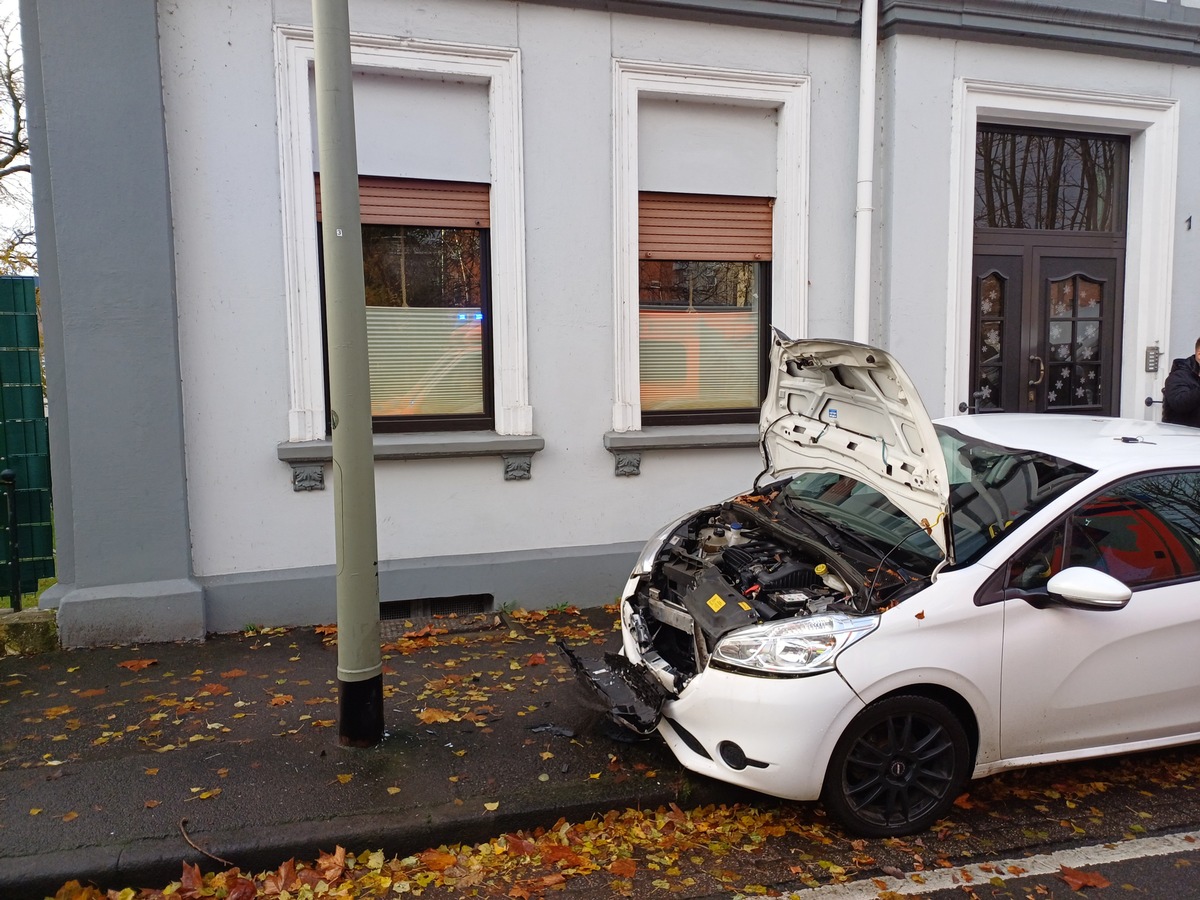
[821,694,969,837]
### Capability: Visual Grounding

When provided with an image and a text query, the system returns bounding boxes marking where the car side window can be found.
[1009,525,1065,591]
[1007,470,1200,593]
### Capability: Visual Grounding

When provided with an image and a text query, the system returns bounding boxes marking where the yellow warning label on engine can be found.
[739,601,752,611]
[707,594,726,612]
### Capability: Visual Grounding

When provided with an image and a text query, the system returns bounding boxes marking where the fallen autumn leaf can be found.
[1059,865,1111,891]
[117,659,157,672]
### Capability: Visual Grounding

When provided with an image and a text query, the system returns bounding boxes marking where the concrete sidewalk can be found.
[0,607,745,899]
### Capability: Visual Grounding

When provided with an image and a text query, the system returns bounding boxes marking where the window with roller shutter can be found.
[638,192,773,425]
[316,176,493,432]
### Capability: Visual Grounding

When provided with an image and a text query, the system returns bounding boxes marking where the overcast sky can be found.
[0,0,33,269]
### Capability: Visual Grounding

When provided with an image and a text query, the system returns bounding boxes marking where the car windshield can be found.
[779,424,1094,571]
[781,476,944,572]
[938,424,1094,566]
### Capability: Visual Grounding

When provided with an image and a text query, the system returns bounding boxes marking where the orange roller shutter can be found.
[315,175,490,228]
[639,192,773,261]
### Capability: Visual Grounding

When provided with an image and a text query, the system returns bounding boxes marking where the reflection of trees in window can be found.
[1007,472,1200,592]
[1124,472,1200,540]
[362,225,483,309]
[975,128,1127,232]
[637,259,768,418]
[639,260,759,310]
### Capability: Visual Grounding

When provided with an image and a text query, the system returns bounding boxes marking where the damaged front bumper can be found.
[559,642,670,735]
[564,590,867,802]
[561,578,692,736]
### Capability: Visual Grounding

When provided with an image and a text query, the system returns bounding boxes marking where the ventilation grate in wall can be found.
[380,593,493,621]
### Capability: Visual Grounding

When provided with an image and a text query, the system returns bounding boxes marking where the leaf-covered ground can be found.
[11,606,1200,900]
[45,760,1200,900]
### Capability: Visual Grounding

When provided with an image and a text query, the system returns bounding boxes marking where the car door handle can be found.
[1028,355,1045,386]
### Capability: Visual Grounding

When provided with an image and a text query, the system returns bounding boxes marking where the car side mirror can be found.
[1045,566,1132,611]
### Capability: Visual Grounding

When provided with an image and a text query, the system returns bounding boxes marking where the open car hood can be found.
[761,336,952,561]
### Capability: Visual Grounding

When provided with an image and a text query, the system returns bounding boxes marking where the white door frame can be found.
[945,79,1179,419]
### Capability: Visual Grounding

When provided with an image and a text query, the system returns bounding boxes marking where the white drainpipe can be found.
[853,0,879,344]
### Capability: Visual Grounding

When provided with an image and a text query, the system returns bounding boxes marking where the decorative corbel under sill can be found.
[277,432,545,489]
[602,424,760,476]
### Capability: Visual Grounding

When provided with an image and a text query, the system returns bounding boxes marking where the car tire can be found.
[821,694,969,838]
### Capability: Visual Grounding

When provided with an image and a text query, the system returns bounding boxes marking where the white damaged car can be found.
[566,336,1200,836]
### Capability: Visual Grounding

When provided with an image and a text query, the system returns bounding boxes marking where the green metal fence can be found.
[0,275,53,608]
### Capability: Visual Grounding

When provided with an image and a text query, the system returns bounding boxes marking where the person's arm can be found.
[1164,368,1200,414]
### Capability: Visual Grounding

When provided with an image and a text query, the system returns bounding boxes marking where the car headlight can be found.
[711,613,878,676]
[631,514,690,576]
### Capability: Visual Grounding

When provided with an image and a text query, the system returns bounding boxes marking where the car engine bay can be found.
[627,485,930,688]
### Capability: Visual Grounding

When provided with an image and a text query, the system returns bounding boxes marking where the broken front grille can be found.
[644,587,707,679]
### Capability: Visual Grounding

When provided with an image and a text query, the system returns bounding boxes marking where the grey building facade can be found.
[20,0,1200,645]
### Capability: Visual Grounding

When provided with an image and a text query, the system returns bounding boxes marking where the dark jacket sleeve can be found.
[1164,361,1200,417]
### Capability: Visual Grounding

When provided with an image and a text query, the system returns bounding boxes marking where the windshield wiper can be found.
[781,494,904,561]
[780,494,845,550]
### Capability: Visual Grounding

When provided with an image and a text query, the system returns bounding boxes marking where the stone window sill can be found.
[602,424,760,475]
[277,432,545,489]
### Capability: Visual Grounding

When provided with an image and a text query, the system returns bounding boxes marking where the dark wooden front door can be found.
[968,125,1128,416]
[970,238,1123,415]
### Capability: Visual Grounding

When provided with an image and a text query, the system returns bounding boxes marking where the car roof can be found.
[934,414,1200,471]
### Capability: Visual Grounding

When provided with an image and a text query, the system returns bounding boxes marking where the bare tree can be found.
[0,15,33,274]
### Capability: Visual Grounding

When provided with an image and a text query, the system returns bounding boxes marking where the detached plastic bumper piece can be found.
[559,641,670,735]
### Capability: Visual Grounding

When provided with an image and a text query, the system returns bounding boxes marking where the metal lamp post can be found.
[311,0,384,747]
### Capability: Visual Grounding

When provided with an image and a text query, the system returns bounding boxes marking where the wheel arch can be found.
[871,683,981,767]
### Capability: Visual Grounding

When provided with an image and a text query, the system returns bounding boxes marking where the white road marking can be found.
[778,828,1200,897]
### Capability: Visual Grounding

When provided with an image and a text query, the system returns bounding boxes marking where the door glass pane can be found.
[1049,279,1073,318]
[1046,363,1073,409]
[1077,279,1101,317]
[975,128,1128,232]
[978,274,1003,319]
[1048,321,1071,356]
[973,272,1006,411]
[1072,364,1101,405]
[1076,320,1100,361]
[639,260,765,413]
[361,225,486,417]
[1045,274,1104,412]
[976,367,1002,411]
[978,323,1001,364]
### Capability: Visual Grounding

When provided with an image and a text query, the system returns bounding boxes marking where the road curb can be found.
[0,766,757,899]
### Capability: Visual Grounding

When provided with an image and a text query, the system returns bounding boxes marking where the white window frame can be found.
[274,26,531,441]
[612,59,809,433]
[945,79,1179,418]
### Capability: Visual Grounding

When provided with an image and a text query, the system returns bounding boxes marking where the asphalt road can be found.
[774,830,1200,899]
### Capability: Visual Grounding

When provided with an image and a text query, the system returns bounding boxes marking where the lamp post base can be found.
[338,673,384,747]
